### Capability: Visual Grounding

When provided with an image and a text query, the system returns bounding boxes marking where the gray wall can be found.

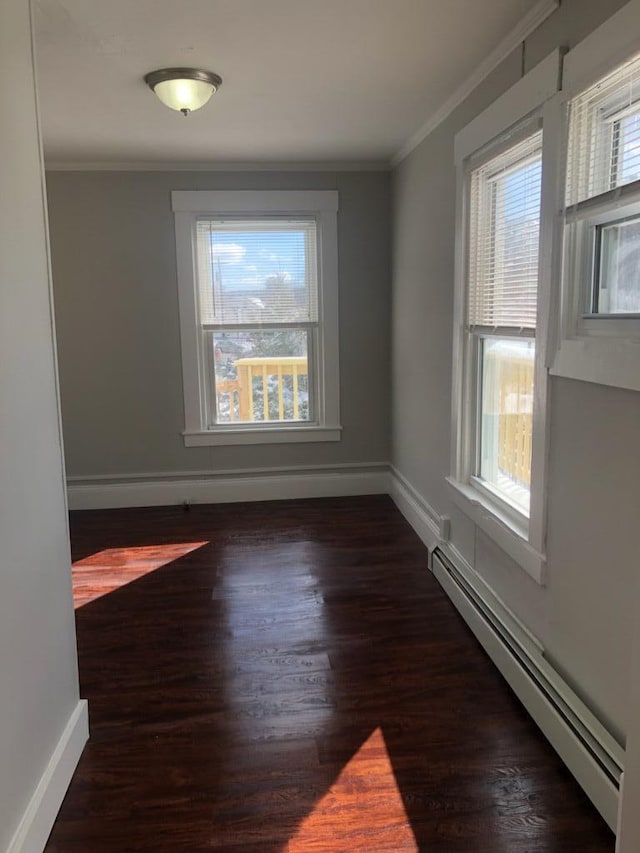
[391,0,638,744]
[47,170,390,477]
[0,1,81,848]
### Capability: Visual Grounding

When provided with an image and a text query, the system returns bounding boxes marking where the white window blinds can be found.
[566,50,640,207]
[467,131,543,331]
[195,219,318,325]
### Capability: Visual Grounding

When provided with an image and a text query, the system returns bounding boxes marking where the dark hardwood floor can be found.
[46,495,614,852]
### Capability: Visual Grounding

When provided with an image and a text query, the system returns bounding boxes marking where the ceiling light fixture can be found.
[144,68,223,116]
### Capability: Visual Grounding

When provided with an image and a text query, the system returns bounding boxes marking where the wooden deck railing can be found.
[491,353,534,488]
[216,356,308,423]
[219,350,532,490]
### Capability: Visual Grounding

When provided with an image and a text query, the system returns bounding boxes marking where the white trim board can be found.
[454,49,561,165]
[388,466,443,553]
[563,0,640,95]
[391,0,559,166]
[66,460,388,484]
[446,477,546,585]
[67,464,389,510]
[432,548,623,832]
[6,700,89,853]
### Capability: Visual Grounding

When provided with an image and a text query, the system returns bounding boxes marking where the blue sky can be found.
[502,159,542,221]
[620,113,640,183]
[211,230,306,291]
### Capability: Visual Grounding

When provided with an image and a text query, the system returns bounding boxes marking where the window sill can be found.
[183,425,342,447]
[446,477,546,585]
[551,336,640,393]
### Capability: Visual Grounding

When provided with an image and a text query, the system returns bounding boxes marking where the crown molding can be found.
[391,0,559,167]
[44,159,390,173]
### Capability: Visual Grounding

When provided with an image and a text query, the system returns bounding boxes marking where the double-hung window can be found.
[468,129,542,517]
[172,191,341,446]
[554,25,640,392]
[566,53,640,318]
[450,51,561,582]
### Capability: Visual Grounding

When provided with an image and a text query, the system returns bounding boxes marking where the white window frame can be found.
[551,0,640,393]
[172,190,341,446]
[449,50,563,585]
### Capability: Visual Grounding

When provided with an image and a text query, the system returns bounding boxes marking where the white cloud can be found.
[212,243,246,264]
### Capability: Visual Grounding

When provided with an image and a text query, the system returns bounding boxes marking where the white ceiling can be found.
[34,0,543,165]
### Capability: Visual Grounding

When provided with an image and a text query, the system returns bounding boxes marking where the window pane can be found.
[566,50,640,203]
[196,220,318,325]
[617,112,640,185]
[596,216,640,313]
[211,330,310,424]
[468,131,542,329]
[480,338,534,514]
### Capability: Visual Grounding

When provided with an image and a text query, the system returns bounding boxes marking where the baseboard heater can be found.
[431,546,624,832]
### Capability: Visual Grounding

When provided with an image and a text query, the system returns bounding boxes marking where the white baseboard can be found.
[7,700,89,853]
[388,466,443,553]
[67,463,389,510]
[432,547,623,832]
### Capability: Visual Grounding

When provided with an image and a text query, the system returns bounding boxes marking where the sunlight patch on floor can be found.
[72,542,208,608]
[288,727,418,852]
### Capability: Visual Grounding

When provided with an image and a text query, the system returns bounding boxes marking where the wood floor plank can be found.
[45,496,614,852]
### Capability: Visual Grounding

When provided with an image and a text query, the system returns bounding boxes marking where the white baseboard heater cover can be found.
[431,546,624,831]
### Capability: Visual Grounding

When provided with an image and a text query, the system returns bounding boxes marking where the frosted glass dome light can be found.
[144,68,223,116]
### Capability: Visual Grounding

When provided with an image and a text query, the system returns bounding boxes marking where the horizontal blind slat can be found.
[195,219,318,326]
[468,131,542,330]
[566,51,640,206]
